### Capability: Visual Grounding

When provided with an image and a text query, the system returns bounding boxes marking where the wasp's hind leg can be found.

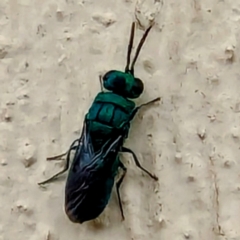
[46,151,68,161]
[121,147,158,181]
[38,139,81,185]
[38,145,78,185]
[46,138,80,161]
[116,161,127,221]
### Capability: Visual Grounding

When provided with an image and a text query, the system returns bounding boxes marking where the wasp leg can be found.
[129,97,160,121]
[121,147,158,181]
[46,151,68,161]
[118,98,160,129]
[38,145,77,185]
[116,161,127,221]
[99,75,103,92]
[46,138,80,161]
[138,97,161,108]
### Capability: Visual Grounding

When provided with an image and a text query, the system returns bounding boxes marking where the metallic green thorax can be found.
[86,90,136,151]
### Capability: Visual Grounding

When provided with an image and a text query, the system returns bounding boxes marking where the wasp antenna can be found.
[125,22,136,73]
[129,24,154,75]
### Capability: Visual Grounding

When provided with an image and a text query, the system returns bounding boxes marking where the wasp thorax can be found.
[102,70,144,99]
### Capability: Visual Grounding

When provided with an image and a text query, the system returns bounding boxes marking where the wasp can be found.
[38,21,160,224]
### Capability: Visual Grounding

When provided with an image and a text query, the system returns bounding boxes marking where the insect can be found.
[38,21,160,224]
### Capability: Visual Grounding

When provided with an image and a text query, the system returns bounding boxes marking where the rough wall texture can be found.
[1,0,240,239]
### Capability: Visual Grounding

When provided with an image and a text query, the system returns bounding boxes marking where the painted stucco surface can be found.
[1,0,240,239]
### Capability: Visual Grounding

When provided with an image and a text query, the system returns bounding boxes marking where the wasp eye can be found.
[102,70,127,94]
[131,78,144,98]
[102,70,115,81]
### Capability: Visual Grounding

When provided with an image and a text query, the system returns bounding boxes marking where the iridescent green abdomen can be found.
[86,92,135,151]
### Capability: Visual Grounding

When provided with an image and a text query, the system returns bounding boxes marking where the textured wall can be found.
[1,0,240,239]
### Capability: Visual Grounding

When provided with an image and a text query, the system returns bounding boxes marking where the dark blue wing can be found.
[64,118,122,223]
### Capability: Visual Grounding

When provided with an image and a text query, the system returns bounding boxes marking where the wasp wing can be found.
[65,118,123,223]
